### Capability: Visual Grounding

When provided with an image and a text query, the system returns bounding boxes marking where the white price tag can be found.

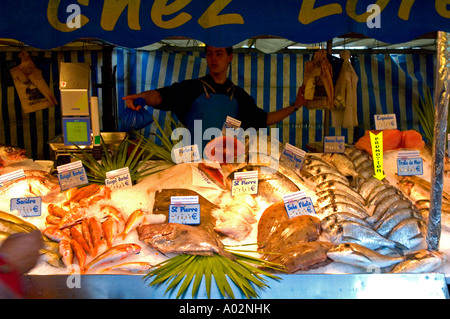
[374,113,397,130]
[231,171,258,196]
[397,151,423,176]
[105,167,132,190]
[172,145,201,164]
[279,143,306,173]
[169,196,200,225]
[283,191,316,218]
[57,160,88,191]
[324,136,345,153]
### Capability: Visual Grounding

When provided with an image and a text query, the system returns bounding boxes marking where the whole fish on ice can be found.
[137,222,234,259]
[0,175,60,203]
[326,243,405,269]
[390,249,447,273]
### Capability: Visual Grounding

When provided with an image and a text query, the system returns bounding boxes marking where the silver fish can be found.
[327,243,405,269]
[318,202,369,220]
[386,217,426,250]
[316,189,365,207]
[309,173,350,186]
[321,213,371,230]
[316,181,365,204]
[352,153,372,168]
[366,193,405,225]
[316,194,366,211]
[367,185,400,207]
[358,177,384,200]
[344,147,365,160]
[374,207,420,237]
[324,221,405,252]
[303,164,346,179]
[390,249,447,273]
[321,153,359,178]
[355,160,373,173]
[379,199,416,221]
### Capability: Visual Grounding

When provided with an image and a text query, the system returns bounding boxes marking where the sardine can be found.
[137,223,233,259]
[390,249,447,273]
[327,243,405,269]
[324,221,407,252]
[318,202,369,220]
[84,243,142,273]
[387,217,426,250]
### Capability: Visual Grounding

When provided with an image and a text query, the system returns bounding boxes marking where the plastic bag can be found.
[121,97,153,131]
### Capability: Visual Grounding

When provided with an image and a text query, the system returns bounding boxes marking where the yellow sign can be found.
[370,131,385,181]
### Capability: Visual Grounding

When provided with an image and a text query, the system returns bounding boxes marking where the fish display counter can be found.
[1,133,450,299]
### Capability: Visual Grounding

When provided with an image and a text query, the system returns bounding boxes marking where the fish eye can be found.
[181,230,188,235]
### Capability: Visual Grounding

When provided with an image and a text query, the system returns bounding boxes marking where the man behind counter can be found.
[123,45,306,151]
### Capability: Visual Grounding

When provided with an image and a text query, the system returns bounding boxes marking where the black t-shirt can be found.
[156,74,268,129]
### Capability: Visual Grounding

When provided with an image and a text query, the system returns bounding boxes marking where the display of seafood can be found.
[0,134,449,291]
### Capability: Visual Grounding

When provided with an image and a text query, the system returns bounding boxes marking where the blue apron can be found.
[185,84,239,151]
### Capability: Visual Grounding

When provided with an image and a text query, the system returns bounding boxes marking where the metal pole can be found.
[427,32,450,251]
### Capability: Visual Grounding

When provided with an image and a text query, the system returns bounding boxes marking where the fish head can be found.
[0,145,27,164]
[29,177,61,202]
[323,222,343,243]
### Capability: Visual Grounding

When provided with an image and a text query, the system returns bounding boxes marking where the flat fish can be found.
[137,222,234,259]
[260,214,322,255]
[268,241,333,273]
[257,201,289,250]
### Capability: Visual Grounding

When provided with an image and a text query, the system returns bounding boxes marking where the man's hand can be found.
[0,230,43,274]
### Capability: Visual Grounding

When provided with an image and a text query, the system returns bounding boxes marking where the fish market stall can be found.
[2,1,450,299]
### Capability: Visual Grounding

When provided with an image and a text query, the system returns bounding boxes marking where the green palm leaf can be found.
[143,248,285,299]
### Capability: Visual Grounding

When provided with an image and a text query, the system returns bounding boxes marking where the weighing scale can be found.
[59,62,100,148]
